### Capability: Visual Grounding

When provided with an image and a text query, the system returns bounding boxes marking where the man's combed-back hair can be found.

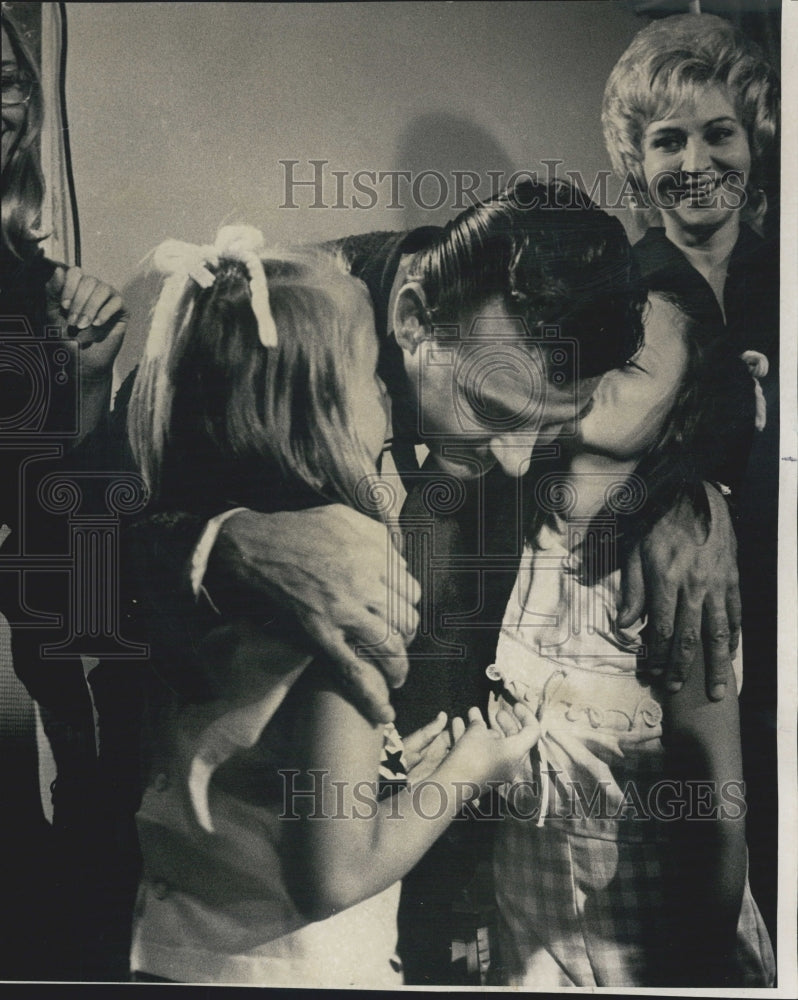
[408,178,646,380]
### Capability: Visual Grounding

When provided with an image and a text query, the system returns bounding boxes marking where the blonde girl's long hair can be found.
[127,246,381,517]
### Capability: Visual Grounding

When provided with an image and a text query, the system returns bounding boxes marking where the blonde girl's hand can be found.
[492,699,538,738]
[403,710,450,784]
[450,705,539,787]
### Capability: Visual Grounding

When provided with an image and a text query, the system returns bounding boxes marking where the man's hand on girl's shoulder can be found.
[619,486,740,701]
[208,505,422,724]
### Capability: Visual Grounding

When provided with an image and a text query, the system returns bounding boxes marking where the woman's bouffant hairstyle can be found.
[128,249,380,517]
[1,7,46,258]
[602,13,779,221]
[407,177,646,382]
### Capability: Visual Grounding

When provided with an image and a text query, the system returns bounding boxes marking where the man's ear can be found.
[393,282,431,355]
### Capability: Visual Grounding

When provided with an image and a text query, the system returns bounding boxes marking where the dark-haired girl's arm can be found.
[659,643,748,987]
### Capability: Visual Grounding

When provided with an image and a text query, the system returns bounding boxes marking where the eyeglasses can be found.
[1,74,34,107]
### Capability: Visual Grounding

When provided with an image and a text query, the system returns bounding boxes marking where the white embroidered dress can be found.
[487,523,774,987]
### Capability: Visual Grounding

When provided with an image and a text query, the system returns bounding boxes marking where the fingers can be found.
[702,592,733,701]
[48,267,127,348]
[64,271,100,328]
[328,507,421,642]
[312,602,409,689]
[74,315,127,351]
[406,731,451,776]
[57,267,126,333]
[493,707,521,737]
[497,701,539,754]
[466,706,487,728]
[505,715,540,755]
[617,544,645,629]
[346,612,410,690]
[367,584,419,647]
[726,576,742,659]
[72,292,126,347]
[58,265,82,306]
[451,716,466,743]
[77,282,121,331]
[662,590,703,693]
[403,711,448,760]
[92,290,126,328]
[319,635,394,725]
[512,701,538,729]
[704,482,733,528]
[701,490,740,667]
[642,579,677,678]
[381,542,421,642]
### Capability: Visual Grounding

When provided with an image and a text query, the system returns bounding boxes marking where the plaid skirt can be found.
[492,809,775,987]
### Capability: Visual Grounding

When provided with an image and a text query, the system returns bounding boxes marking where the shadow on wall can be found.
[114,113,516,388]
[395,113,517,232]
[393,111,651,245]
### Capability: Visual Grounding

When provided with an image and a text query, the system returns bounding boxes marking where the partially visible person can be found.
[487,293,774,987]
[1,6,128,980]
[602,11,780,940]
[124,229,541,987]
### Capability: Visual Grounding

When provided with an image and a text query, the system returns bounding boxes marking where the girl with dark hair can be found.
[125,226,540,987]
[486,293,774,987]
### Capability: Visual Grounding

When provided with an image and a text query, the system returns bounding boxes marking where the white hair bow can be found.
[129,226,277,496]
[148,224,278,355]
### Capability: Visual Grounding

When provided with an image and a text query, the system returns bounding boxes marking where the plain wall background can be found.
[63,0,648,380]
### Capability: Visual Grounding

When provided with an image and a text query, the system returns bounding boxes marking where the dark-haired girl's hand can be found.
[449,705,539,788]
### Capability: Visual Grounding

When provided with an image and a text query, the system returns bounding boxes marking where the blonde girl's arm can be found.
[284,671,538,920]
[660,641,748,986]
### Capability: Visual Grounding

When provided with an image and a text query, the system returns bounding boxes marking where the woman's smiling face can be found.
[641,84,752,238]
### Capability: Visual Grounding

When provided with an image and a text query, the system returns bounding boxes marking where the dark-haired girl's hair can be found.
[524,293,756,580]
